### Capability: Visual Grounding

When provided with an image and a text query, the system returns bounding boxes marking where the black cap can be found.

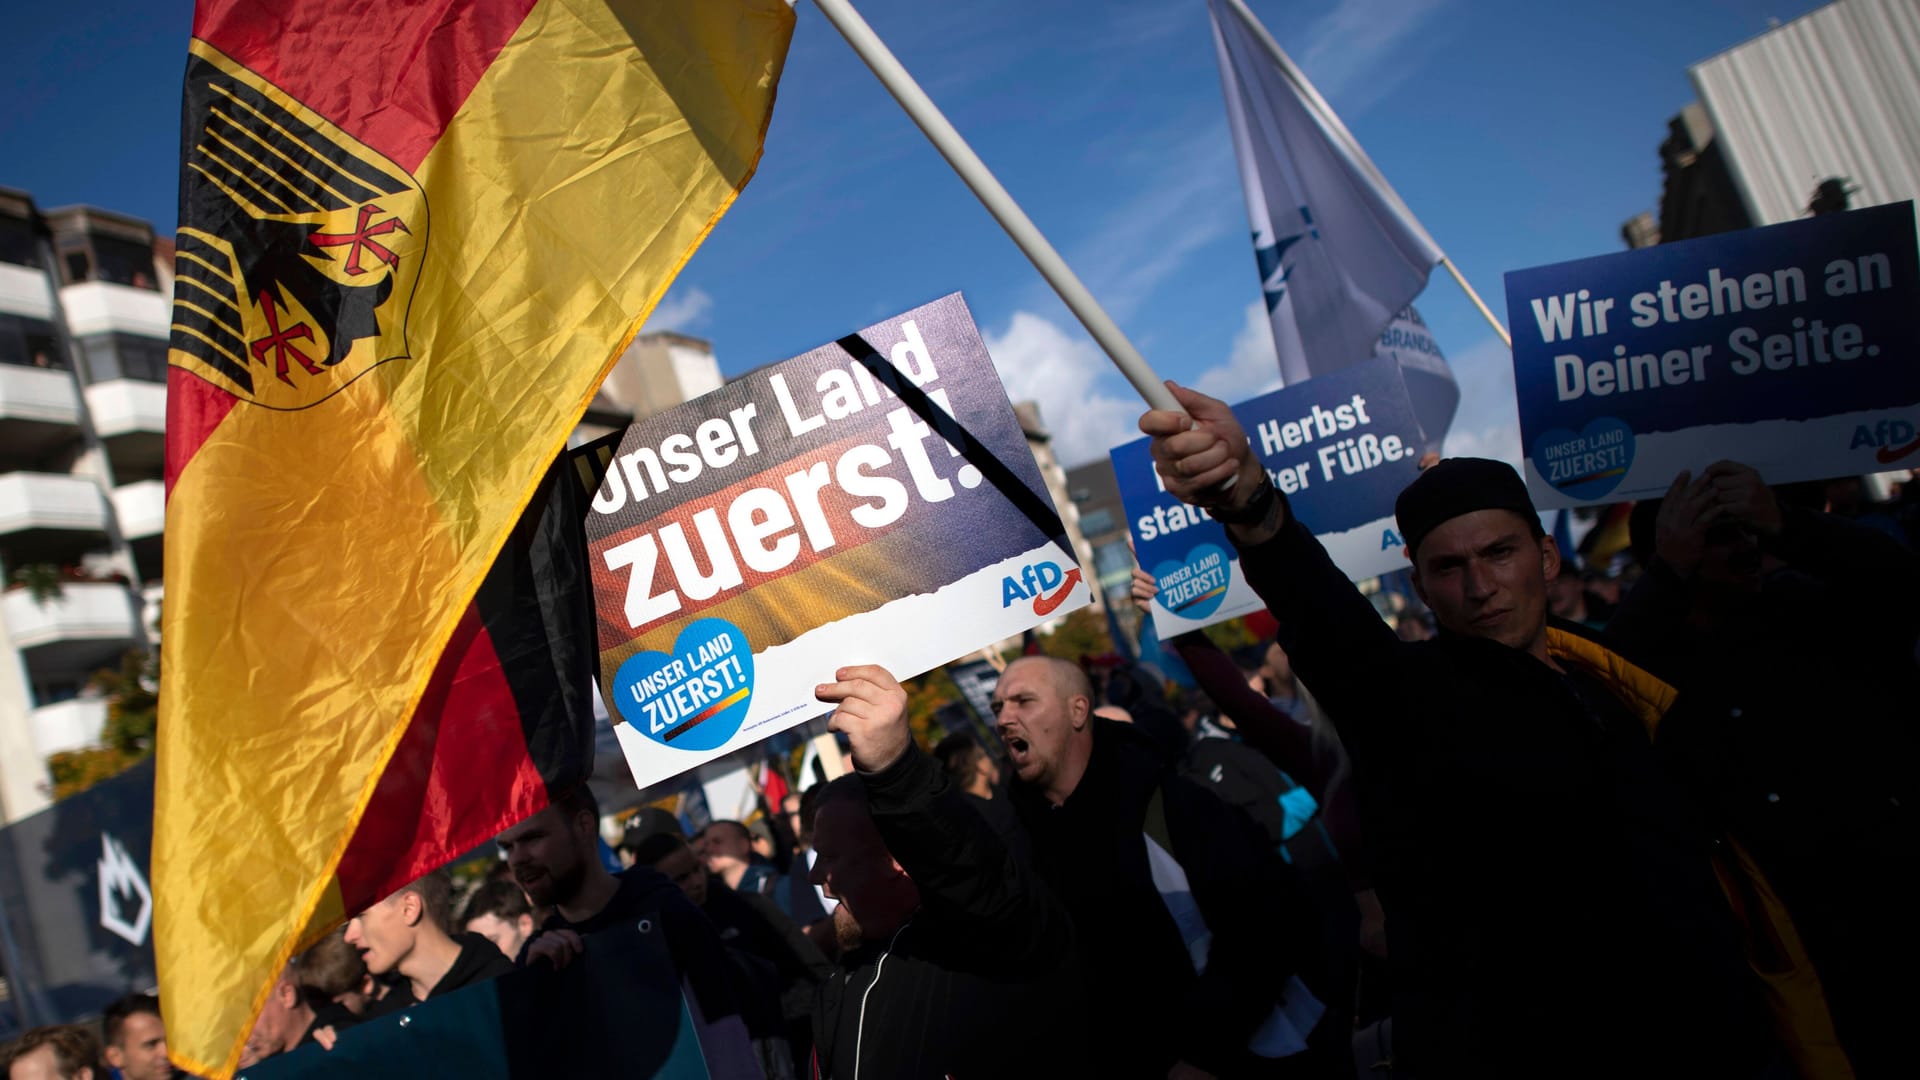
[621,806,684,850]
[1395,457,1539,560]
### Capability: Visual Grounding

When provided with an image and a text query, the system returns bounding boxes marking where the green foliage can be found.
[1030,606,1115,662]
[902,666,962,751]
[9,563,64,606]
[46,649,158,800]
[1201,615,1262,653]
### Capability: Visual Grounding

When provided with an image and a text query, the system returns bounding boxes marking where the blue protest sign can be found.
[1111,355,1427,635]
[1506,201,1920,507]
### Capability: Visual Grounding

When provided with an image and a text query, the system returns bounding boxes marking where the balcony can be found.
[2,581,139,675]
[0,473,108,566]
[58,281,170,340]
[114,480,166,584]
[30,699,107,758]
[111,480,164,540]
[0,365,81,467]
[0,263,55,321]
[83,379,166,478]
[83,378,166,438]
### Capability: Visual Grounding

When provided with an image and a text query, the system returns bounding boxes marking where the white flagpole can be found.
[1219,0,1512,349]
[809,0,1181,412]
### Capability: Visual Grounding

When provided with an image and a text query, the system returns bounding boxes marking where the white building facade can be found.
[0,190,164,822]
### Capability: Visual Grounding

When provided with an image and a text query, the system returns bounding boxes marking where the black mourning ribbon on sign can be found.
[836,332,1078,565]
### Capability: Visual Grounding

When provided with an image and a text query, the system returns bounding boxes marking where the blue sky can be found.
[1,0,1824,467]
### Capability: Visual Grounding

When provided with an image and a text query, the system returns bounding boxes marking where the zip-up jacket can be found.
[810,744,1086,1079]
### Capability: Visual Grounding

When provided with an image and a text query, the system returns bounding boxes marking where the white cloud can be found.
[1296,0,1449,115]
[1439,335,1523,469]
[1194,299,1283,401]
[642,285,713,332]
[984,311,1144,469]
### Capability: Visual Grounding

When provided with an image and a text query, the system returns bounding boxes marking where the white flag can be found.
[1209,0,1446,391]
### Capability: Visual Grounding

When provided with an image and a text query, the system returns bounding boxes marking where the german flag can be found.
[154,2,793,1075]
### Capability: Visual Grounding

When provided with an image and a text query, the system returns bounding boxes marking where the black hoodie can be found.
[811,744,1087,1079]
[363,932,514,1018]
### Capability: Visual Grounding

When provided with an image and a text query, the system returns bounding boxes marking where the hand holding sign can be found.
[817,665,912,774]
[1130,565,1157,616]
[1704,460,1783,537]
[1654,470,1725,578]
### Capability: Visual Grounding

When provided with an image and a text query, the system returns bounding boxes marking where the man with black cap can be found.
[1140,385,1794,1078]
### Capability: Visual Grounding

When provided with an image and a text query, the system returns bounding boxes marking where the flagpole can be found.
[1220,0,1512,349]
[810,0,1180,412]
[1439,256,1512,348]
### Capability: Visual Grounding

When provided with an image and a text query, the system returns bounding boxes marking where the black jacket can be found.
[1608,506,1919,1076]
[1237,514,1771,1075]
[1012,718,1321,1078]
[537,867,748,1027]
[811,744,1085,1079]
[703,879,832,1056]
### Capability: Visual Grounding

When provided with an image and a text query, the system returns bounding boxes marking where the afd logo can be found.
[1001,561,1083,616]
[1850,418,1920,464]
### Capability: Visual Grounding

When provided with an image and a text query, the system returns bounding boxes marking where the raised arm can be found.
[1139,383,1407,760]
[816,665,1066,968]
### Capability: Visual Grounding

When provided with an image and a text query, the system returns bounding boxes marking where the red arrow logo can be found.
[1032,567,1083,616]
[1876,434,1920,464]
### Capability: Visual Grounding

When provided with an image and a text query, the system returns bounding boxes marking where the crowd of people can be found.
[5,382,1916,1078]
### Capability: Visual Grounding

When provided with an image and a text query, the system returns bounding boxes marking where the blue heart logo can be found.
[1531,417,1636,501]
[612,618,754,752]
[1152,542,1232,620]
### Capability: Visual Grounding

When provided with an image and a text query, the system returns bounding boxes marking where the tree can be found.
[901,666,962,751]
[1030,607,1115,662]
[46,648,159,800]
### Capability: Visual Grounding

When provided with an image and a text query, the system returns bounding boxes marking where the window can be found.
[1093,539,1135,585]
[0,314,66,369]
[0,217,39,267]
[118,335,169,380]
[74,333,120,381]
[1077,508,1116,536]
[91,235,160,289]
[72,332,168,383]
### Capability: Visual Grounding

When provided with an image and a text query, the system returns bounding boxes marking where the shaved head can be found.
[993,656,1096,805]
[1008,655,1094,701]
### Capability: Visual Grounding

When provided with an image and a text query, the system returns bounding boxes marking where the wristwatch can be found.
[1207,472,1277,526]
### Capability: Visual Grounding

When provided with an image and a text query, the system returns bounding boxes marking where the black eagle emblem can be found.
[168,46,426,408]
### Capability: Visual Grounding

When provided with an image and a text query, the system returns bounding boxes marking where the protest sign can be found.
[1111,355,1428,636]
[1506,201,1920,508]
[587,294,1088,791]
[945,657,1002,731]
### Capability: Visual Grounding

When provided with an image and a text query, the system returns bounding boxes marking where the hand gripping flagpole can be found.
[1219,0,1512,350]
[810,0,1182,413]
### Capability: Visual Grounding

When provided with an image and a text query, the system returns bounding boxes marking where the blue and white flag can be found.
[1209,0,1451,435]
[1374,305,1459,454]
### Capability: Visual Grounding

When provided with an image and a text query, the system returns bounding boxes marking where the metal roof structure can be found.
[1691,0,1920,225]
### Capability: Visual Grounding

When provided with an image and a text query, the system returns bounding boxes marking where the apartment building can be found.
[0,188,164,823]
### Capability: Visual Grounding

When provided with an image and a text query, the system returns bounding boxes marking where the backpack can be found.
[1141,784,1327,1060]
